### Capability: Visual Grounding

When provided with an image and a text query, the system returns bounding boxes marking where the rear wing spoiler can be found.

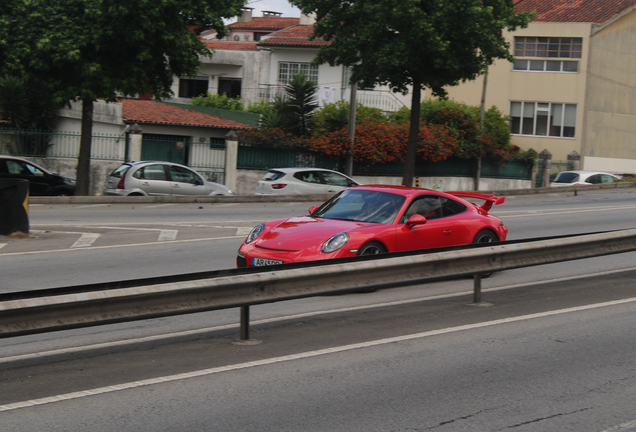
[446,191,505,213]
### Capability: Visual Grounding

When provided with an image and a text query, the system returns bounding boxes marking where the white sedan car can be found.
[549,170,621,187]
[255,168,360,195]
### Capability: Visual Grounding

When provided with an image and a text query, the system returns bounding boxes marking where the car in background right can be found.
[549,170,621,187]
[255,168,359,195]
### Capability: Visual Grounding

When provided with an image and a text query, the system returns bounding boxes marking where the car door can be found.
[3,159,51,196]
[395,195,469,251]
[131,164,171,195]
[292,170,331,194]
[167,165,207,195]
[320,171,356,193]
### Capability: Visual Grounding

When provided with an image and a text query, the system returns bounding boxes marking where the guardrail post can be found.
[240,305,250,340]
[473,273,482,303]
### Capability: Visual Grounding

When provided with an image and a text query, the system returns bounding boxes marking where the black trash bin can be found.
[0,178,29,235]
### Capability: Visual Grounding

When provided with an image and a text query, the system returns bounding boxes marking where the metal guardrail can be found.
[1,229,636,340]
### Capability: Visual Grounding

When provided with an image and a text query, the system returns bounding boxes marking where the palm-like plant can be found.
[285,72,319,137]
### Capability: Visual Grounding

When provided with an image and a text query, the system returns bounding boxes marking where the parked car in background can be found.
[103,161,235,196]
[255,168,360,195]
[0,155,75,196]
[238,185,507,268]
[549,170,621,187]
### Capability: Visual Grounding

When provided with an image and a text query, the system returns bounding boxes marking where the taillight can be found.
[272,184,287,189]
[117,176,125,189]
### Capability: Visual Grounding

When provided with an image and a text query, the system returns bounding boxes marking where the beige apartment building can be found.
[444,0,636,174]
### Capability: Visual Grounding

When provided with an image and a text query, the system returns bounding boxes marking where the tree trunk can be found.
[402,77,421,186]
[75,98,94,196]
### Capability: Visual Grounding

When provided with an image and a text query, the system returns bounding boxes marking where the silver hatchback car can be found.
[255,168,360,195]
[103,161,235,196]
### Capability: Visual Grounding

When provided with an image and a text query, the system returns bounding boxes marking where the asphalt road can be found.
[2,189,636,431]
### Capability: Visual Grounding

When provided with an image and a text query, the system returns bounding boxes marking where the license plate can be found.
[252,257,284,266]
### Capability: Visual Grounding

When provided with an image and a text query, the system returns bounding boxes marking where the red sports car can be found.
[237,185,508,267]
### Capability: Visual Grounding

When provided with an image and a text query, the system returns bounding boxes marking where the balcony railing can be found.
[257,85,406,114]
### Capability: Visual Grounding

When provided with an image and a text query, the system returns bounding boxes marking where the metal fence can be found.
[238,146,532,180]
[0,129,125,161]
[189,142,226,184]
[536,159,573,187]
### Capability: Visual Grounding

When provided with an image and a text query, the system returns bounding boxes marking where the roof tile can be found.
[259,25,329,47]
[516,0,636,23]
[228,17,300,31]
[120,99,253,130]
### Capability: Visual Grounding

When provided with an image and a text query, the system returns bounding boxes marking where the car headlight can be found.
[246,224,265,244]
[64,178,76,186]
[321,232,349,253]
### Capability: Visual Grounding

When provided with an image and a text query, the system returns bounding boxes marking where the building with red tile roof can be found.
[258,25,329,48]
[119,99,253,130]
[444,0,636,175]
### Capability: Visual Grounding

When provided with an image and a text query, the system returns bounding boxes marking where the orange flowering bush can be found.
[308,121,458,164]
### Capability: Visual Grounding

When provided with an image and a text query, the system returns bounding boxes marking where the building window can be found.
[510,101,577,138]
[218,78,242,99]
[178,78,209,98]
[278,62,319,84]
[513,37,582,73]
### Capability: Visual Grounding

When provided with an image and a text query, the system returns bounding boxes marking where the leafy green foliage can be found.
[289,0,534,184]
[285,73,319,137]
[0,75,59,154]
[309,101,387,137]
[0,0,246,193]
[192,93,245,111]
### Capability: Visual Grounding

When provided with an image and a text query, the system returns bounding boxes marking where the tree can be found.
[0,0,245,195]
[289,0,534,186]
[285,72,319,137]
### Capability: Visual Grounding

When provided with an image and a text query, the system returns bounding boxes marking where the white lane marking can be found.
[495,204,636,216]
[29,220,269,227]
[3,266,636,365]
[213,204,239,208]
[0,235,243,257]
[141,204,178,209]
[0,244,6,250]
[599,419,636,431]
[72,204,109,209]
[3,296,636,413]
[236,227,252,236]
[70,233,101,248]
[158,230,178,241]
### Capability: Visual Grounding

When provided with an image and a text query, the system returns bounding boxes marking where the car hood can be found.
[256,217,372,251]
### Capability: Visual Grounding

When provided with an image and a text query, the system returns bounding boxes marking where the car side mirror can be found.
[406,214,427,229]
[308,205,319,214]
[34,171,44,177]
[195,178,204,186]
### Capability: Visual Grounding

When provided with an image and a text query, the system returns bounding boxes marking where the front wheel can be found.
[354,241,386,293]
[472,230,499,277]
[357,241,386,256]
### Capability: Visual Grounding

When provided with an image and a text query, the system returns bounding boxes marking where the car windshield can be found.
[311,189,406,224]
[554,172,579,183]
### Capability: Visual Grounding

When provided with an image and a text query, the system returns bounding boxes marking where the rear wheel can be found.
[357,241,386,256]
[473,230,498,244]
[473,230,498,277]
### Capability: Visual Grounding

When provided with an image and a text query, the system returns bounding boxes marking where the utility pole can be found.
[475,70,488,191]
[345,82,357,177]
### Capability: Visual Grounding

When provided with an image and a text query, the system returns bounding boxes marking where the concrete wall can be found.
[236,169,531,196]
[582,9,636,173]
